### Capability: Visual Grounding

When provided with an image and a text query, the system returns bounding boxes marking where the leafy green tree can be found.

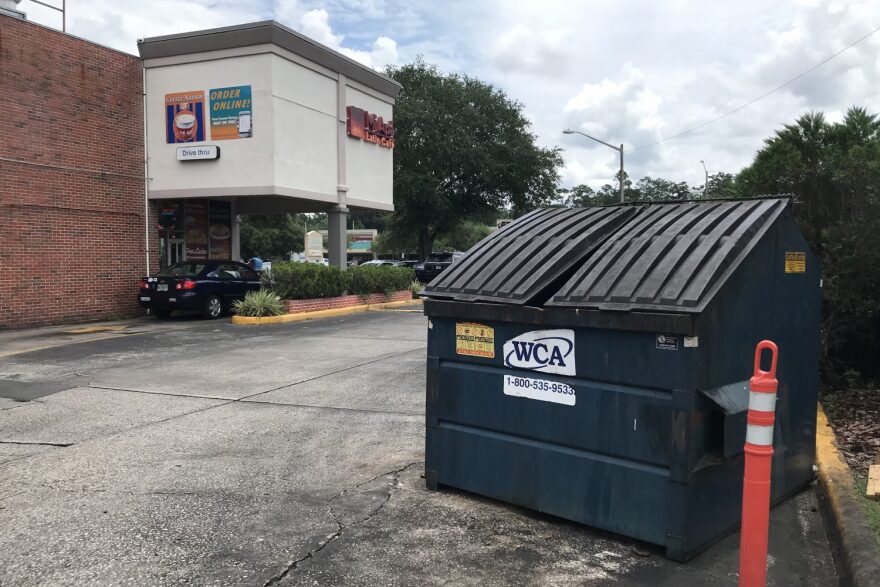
[240,214,306,260]
[387,59,563,258]
[705,172,738,199]
[633,176,691,201]
[434,221,493,252]
[736,107,880,379]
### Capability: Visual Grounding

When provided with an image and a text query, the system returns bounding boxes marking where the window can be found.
[158,263,207,277]
[216,263,242,280]
[240,268,259,281]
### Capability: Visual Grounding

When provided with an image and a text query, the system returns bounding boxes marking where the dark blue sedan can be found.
[138,261,262,319]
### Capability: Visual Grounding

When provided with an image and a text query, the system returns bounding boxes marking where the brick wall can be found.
[284,290,412,314]
[0,16,146,328]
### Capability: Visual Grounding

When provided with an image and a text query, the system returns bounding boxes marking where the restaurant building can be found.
[0,12,399,329]
[139,22,400,270]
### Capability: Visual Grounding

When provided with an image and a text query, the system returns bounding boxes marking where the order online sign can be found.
[209,85,253,140]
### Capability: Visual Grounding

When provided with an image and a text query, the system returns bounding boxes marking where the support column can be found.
[231,200,241,262]
[334,74,349,270]
[328,205,348,269]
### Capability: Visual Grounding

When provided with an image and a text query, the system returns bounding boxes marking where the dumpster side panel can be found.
[681,211,821,556]
[425,316,697,548]
[430,422,671,545]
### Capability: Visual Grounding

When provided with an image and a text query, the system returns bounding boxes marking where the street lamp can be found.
[563,129,625,203]
[700,160,709,198]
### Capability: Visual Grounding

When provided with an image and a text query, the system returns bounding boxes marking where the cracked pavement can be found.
[0,311,838,585]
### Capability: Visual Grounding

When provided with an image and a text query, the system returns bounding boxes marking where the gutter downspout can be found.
[142,64,150,274]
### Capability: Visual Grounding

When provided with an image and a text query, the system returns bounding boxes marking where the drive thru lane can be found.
[0,311,837,585]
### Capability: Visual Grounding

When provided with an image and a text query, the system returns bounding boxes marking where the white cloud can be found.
[299,8,344,47]
[295,8,397,70]
[18,0,880,190]
[491,24,571,76]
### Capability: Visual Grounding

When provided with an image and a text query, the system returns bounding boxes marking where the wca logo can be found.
[503,329,576,376]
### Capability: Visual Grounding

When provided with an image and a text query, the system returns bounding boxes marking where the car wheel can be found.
[152,308,172,319]
[203,294,223,319]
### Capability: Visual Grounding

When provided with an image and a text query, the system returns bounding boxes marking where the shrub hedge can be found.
[268,262,414,300]
[349,265,415,296]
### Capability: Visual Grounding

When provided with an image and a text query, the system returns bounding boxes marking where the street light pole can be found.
[563,129,625,203]
[700,160,709,198]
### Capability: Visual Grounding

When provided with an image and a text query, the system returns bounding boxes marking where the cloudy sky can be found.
[19,0,880,189]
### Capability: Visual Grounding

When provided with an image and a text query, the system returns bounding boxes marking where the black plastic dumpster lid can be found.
[547,198,788,313]
[421,206,639,306]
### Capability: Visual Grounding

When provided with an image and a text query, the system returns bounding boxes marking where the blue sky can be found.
[19,0,880,189]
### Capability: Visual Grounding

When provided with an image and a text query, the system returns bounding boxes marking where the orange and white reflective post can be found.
[739,340,779,587]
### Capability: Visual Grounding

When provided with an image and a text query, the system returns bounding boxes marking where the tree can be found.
[240,214,307,260]
[387,60,563,258]
[736,107,880,379]
[632,176,691,201]
[706,172,738,199]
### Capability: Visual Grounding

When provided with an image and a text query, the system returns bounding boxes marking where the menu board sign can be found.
[208,200,232,260]
[184,200,209,260]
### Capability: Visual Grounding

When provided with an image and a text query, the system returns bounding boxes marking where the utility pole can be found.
[564,129,626,203]
[701,160,709,198]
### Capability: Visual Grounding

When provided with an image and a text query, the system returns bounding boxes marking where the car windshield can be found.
[157,263,207,277]
[426,254,453,262]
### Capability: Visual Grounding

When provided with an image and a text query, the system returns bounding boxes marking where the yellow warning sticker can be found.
[455,322,495,358]
[785,252,806,273]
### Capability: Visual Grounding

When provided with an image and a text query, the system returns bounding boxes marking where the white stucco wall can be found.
[145,54,275,196]
[144,47,396,212]
[345,85,394,210]
[271,55,338,200]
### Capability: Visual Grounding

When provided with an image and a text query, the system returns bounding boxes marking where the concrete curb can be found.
[230,299,422,325]
[815,404,880,586]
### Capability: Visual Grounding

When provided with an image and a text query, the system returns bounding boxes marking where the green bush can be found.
[271,261,349,299]
[410,279,423,299]
[232,290,286,317]
[267,262,414,300]
[349,266,415,296]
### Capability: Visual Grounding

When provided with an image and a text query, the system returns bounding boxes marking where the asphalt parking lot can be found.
[0,310,838,586]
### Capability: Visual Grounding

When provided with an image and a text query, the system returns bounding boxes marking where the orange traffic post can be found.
[739,340,779,587]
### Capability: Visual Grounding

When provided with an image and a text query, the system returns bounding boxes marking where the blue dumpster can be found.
[422,198,820,560]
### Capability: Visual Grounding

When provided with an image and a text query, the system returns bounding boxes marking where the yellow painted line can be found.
[0,331,153,359]
[231,299,422,325]
[63,325,129,335]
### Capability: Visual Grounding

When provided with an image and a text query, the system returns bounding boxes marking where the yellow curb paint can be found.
[230,299,422,325]
[0,331,152,359]
[63,325,129,335]
[816,404,851,479]
[816,404,860,554]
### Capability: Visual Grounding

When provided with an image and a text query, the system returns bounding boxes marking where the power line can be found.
[631,23,880,151]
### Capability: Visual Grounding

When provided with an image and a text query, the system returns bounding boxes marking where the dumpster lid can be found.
[422,197,788,314]
[421,206,638,306]
[547,198,788,313]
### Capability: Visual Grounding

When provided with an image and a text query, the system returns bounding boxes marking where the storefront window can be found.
[156,199,232,267]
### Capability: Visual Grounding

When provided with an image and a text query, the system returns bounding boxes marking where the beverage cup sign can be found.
[175,112,197,142]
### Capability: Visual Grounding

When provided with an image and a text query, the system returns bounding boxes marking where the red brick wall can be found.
[0,16,146,328]
[284,290,412,314]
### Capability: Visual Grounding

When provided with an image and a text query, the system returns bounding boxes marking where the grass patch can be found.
[852,475,880,549]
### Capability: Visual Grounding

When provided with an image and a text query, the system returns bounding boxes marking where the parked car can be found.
[360,259,399,267]
[414,252,464,283]
[138,261,261,319]
[396,260,421,269]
